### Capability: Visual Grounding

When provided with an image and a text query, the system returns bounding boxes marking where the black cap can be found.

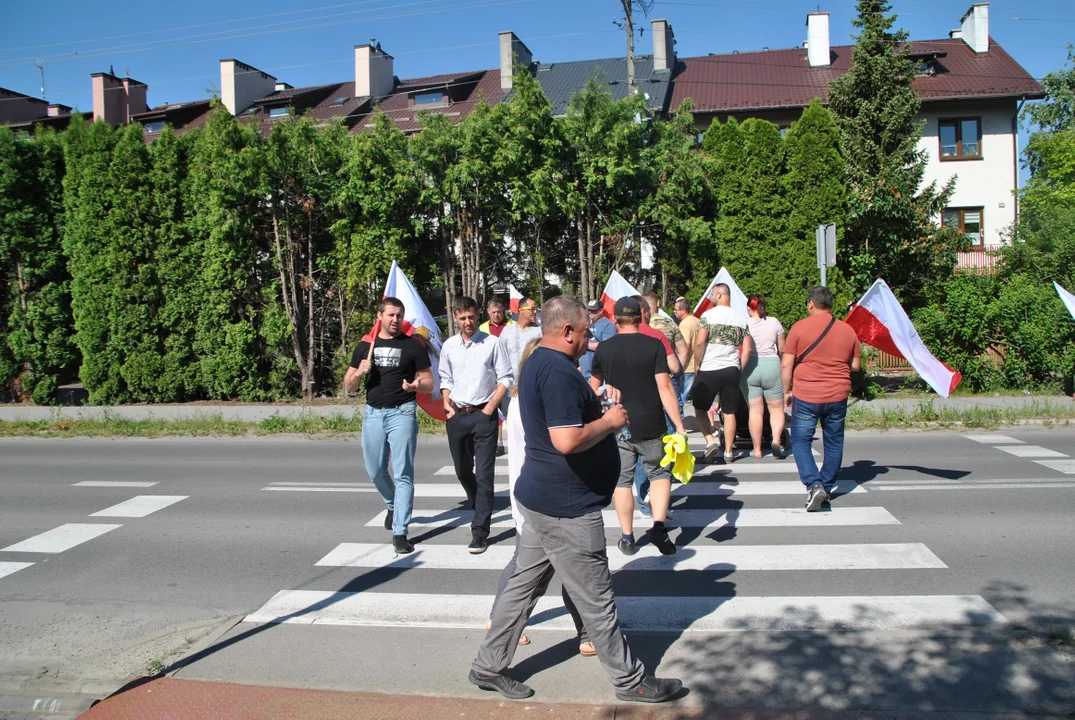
[613,296,641,317]
[586,299,603,312]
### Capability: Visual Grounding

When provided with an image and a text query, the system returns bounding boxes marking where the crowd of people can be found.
[346,283,862,702]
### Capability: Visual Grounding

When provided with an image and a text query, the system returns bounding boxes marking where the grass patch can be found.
[0,406,451,438]
[847,399,1075,430]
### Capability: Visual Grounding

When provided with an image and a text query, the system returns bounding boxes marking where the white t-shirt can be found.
[747,316,784,358]
[506,395,526,534]
[699,305,749,372]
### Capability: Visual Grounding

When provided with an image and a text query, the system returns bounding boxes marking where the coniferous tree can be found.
[62,117,119,402]
[784,99,848,316]
[827,0,959,302]
[0,128,76,403]
[186,105,276,400]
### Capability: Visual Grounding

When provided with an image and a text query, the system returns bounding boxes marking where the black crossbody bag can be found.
[795,316,836,366]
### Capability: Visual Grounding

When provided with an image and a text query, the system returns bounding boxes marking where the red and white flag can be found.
[508,284,524,316]
[598,271,643,318]
[693,267,748,318]
[845,279,962,398]
[1055,281,1075,321]
[361,261,447,421]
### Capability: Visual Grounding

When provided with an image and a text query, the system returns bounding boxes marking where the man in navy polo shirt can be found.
[469,296,683,705]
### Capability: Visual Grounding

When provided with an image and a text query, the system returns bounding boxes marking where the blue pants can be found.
[790,397,847,492]
[676,372,695,417]
[362,401,418,536]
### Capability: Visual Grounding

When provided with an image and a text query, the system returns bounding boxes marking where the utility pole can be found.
[34,60,46,100]
[617,0,654,95]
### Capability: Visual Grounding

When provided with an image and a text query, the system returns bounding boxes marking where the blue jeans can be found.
[676,372,695,416]
[635,460,649,504]
[790,397,847,492]
[362,401,418,536]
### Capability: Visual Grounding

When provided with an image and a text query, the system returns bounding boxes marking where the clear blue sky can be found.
[1,0,1071,122]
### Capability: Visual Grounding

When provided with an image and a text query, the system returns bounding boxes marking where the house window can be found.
[331,96,350,105]
[413,92,445,107]
[143,121,165,135]
[943,207,984,250]
[268,106,289,119]
[939,118,981,160]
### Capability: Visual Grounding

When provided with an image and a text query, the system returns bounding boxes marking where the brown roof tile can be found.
[352,69,503,134]
[671,37,1044,114]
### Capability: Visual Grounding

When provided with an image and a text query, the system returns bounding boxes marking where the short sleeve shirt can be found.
[578,316,617,378]
[783,314,861,404]
[747,316,785,358]
[639,323,674,356]
[591,333,670,442]
[350,335,431,408]
[513,347,620,518]
[678,314,702,372]
[698,306,749,372]
[648,314,684,349]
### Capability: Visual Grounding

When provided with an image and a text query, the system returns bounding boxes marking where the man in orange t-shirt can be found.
[780,287,861,512]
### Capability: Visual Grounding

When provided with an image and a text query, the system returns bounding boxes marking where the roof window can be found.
[413,91,445,107]
[143,121,165,135]
[331,96,351,105]
[268,106,289,119]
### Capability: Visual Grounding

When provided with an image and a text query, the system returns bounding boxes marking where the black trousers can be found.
[445,410,499,538]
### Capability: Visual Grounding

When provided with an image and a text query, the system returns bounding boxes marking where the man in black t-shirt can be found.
[589,296,686,557]
[344,297,433,555]
[470,296,683,705]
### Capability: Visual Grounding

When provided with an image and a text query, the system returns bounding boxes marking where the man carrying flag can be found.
[345,297,434,554]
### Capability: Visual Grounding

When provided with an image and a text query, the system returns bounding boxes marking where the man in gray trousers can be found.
[468,296,683,703]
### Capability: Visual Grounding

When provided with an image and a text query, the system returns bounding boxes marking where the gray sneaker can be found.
[805,483,828,512]
[616,675,684,703]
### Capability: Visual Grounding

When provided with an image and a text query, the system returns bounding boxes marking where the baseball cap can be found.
[586,299,603,312]
[613,296,641,317]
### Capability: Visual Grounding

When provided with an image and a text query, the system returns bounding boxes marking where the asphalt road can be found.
[1,428,1073,716]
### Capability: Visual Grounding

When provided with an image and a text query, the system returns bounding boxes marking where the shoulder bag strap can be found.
[795,316,836,366]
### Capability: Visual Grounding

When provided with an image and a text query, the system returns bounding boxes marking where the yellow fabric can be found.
[659,433,696,484]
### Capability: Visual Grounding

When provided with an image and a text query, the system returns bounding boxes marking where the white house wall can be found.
[918,99,1020,248]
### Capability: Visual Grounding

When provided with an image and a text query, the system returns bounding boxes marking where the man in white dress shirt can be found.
[440,296,514,554]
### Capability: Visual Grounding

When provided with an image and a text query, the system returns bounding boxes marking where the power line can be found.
[0,0,540,69]
[657,1,1075,20]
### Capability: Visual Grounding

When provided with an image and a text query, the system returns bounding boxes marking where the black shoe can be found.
[650,527,677,556]
[617,536,638,556]
[496,443,506,457]
[468,669,534,700]
[468,534,488,554]
[392,535,413,554]
[805,483,828,512]
[616,675,684,703]
[384,509,393,531]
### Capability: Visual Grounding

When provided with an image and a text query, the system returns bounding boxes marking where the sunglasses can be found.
[520,305,538,312]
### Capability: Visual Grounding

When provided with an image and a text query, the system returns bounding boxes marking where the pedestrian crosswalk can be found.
[244,437,1009,641]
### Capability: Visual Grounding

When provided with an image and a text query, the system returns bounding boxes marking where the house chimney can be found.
[806,13,830,67]
[219,59,276,116]
[48,104,72,117]
[959,3,989,53]
[91,72,148,127]
[355,45,394,99]
[652,19,676,72]
[499,31,533,91]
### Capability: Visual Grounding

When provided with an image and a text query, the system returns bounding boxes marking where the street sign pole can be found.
[816,223,836,287]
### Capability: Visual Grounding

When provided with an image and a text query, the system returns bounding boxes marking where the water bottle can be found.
[599,386,631,441]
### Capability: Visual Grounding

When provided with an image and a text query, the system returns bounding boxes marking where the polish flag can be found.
[361,261,447,421]
[693,267,749,318]
[1055,281,1075,321]
[845,279,962,398]
[508,284,524,315]
[598,271,643,319]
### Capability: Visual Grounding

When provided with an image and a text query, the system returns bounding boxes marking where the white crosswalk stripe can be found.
[996,445,1068,459]
[73,481,159,488]
[0,561,34,580]
[961,433,1024,444]
[90,495,188,518]
[2,523,123,553]
[1035,460,1075,474]
[366,506,899,530]
[245,590,1003,632]
[315,542,945,571]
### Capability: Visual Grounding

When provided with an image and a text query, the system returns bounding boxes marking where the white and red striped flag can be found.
[361,261,447,421]
[845,279,962,398]
[508,284,524,316]
[1055,281,1075,321]
[598,271,643,319]
[693,267,748,318]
